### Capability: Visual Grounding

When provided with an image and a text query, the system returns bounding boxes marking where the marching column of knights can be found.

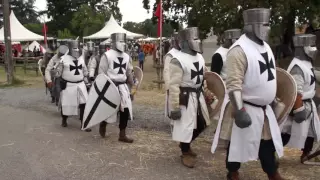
[39,7,320,180]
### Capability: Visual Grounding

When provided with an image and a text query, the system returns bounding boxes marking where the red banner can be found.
[154,1,162,37]
[42,24,48,46]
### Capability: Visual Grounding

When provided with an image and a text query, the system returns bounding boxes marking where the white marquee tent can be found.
[84,15,144,40]
[0,11,53,42]
[24,41,46,53]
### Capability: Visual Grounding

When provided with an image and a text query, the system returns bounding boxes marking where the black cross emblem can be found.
[259,52,275,81]
[191,62,203,84]
[69,60,82,75]
[310,68,316,86]
[114,57,126,74]
[83,81,117,129]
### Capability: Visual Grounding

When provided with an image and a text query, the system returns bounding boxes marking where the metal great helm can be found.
[170,32,181,50]
[67,40,80,58]
[111,33,126,52]
[94,46,99,55]
[48,39,58,52]
[224,29,241,41]
[178,27,202,53]
[99,44,106,55]
[243,8,271,42]
[86,41,95,52]
[293,34,318,60]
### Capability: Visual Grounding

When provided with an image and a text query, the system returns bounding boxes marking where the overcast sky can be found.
[34,0,156,23]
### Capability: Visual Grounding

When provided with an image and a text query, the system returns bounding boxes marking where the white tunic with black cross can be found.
[99,49,133,122]
[282,58,320,149]
[168,52,210,143]
[226,34,283,163]
[213,46,229,80]
[59,55,88,116]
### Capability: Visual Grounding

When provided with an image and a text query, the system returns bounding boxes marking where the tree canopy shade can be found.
[46,0,122,37]
[142,0,320,46]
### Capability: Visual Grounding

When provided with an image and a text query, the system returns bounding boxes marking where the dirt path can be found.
[0,87,319,180]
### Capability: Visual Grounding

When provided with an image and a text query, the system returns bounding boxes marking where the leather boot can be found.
[227,171,240,180]
[268,171,286,180]
[179,143,197,157]
[51,97,55,103]
[118,129,134,143]
[99,121,107,138]
[181,153,196,168]
[61,117,68,127]
[300,153,309,164]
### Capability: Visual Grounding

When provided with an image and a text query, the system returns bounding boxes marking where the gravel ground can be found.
[0,87,319,180]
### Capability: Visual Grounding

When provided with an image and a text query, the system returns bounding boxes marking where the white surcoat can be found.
[167,52,210,143]
[213,46,229,80]
[59,55,88,116]
[99,49,133,122]
[212,34,283,163]
[281,58,320,148]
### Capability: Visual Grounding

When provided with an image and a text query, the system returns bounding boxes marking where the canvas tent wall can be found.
[0,11,53,42]
[84,15,144,40]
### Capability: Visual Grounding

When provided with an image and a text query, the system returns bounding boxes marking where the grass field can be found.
[0,56,166,107]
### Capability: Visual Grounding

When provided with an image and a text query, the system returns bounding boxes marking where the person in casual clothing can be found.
[138,50,145,71]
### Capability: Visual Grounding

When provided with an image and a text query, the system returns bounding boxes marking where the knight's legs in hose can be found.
[79,104,91,132]
[118,108,133,143]
[301,136,315,162]
[99,121,108,138]
[61,108,68,127]
[180,114,206,168]
[259,140,284,180]
[226,142,241,180]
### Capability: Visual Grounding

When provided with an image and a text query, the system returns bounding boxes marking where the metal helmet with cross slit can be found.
[178,27,202,54]
[111,33,126,52]
[293,34,317,60]
[224,29,241,42]
[86,41,95,53]
[67,40,81,58]
[243,8,271,42]
[170,32,181,50]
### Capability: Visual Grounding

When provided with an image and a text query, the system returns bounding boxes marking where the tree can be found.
[71,4,105,37]
[10,0,39,24]
[46,0,122,36]
[57,28,75,39]
[24,23,43,35]
[143,0,320,46]
[123,19,177,37]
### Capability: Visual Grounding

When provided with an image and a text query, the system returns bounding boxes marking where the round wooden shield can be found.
[133,66,143,90]
[276,67,297,124]
[204,72,226,117]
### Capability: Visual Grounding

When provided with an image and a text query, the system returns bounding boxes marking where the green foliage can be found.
[57,28,75,39]
[24,23,43,35]
[143,0,320,44]
[10,0,39,24]
[46,0,122,37]
[123,19,175,37]
[71,4,105,37]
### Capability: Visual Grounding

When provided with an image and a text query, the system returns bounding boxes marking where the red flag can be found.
[42,24,48,46]
[154,1,162,37]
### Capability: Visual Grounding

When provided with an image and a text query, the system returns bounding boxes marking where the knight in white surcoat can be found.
[210,29,241,80]
[282,34,320,165]
[88,44,106,82]
[55,40,91,132]
[165,27,210,168]
[163,32,181,118]
[98,33,134,143]
[211,8,285,180]
[45,44,68,105]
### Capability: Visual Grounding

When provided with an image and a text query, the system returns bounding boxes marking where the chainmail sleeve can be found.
[289,65,304,94]
[98,54,109,75]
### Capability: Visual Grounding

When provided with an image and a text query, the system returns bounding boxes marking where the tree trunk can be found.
[281,8,295,58]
